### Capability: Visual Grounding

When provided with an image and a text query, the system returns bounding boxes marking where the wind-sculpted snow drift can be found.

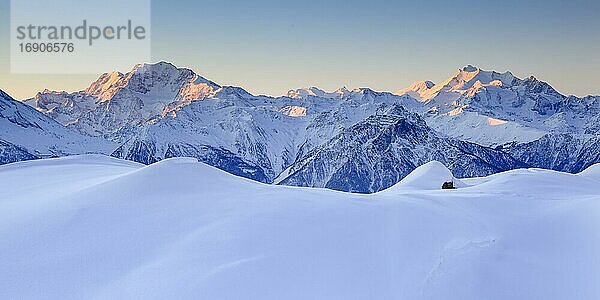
[1,155,599,299]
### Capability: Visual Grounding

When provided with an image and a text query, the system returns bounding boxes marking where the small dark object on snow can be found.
[442,181,456,189]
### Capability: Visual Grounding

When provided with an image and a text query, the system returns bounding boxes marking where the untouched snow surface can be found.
[1,155,599,299]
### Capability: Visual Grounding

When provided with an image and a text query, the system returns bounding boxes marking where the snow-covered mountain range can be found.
[397,65,600,147]
[277,104,524,193]
[1,62,598,192]
[0,90,116,164]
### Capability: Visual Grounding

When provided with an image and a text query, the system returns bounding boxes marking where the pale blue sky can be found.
[1,0,599,99]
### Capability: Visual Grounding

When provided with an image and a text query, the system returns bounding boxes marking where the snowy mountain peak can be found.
[286,86,346,99]
[461,64,478,72]
[74,62,221,103]
[396,80,436,101]
[287,87,320,98]
[84,71,127,102]
[398,66,517,102]
[130,61,180,75]
[446,66,516,91]
[30,62,227,138]
[335,86,350,94]
[126,61,220,91]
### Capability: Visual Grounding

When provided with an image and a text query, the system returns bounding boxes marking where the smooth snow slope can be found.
[1,156,599,299]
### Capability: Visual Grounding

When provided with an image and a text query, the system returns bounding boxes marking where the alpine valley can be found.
[2,62,599,193]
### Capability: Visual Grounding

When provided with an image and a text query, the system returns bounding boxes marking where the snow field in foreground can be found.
[1,155,599,299]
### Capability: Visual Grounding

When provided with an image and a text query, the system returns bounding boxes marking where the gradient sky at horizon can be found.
[1,0,599,99]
